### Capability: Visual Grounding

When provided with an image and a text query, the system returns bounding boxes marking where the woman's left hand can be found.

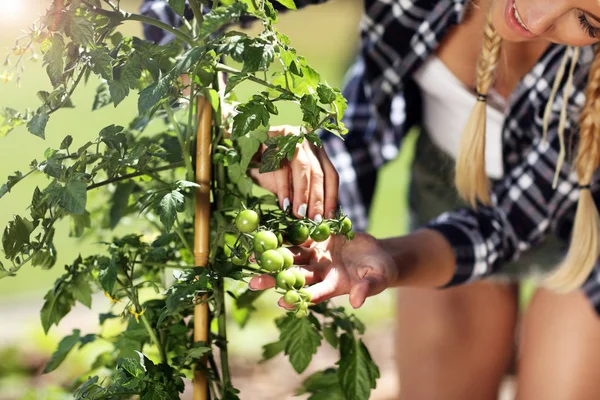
[248,233,398,309]
[248,125,339,222]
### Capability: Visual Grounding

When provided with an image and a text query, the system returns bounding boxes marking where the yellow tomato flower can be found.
[104,291,121,304]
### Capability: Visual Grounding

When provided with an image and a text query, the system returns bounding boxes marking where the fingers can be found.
[315,146,339,219]
[305,142,325,222]
[289,246,317,265]
[290,142,311,219]
[349,275,387,309]
[274,160,291,212]
[248,274,275,291]
[302,277,339,304]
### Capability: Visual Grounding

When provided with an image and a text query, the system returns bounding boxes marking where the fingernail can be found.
[248,281,258,291]
[314,214,323,224]
[282,197,290,211]
[327,210,336,219]
[298,204,307,218]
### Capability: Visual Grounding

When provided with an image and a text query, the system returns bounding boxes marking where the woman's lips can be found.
[505,0,536,38]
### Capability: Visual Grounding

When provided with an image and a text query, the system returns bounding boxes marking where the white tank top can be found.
[412,56,507,179]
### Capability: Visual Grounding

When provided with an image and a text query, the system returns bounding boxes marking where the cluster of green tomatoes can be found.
[229,208,354,318]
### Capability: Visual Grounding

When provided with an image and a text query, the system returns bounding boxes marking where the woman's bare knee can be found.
[395,281,518,400]
[517,288,600,400]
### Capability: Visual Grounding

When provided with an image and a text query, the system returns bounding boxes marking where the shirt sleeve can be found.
[425,134,597,286]
[321,59,415,231]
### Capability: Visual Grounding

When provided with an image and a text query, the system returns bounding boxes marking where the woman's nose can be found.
[519,0,567,35]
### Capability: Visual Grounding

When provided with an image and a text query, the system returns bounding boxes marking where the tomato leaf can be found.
[273,0,297,10]
[261,340,285,362]
[27,111,49,139]
[317,83,336,104]
[232,101,270,139]
[99,258,117,294]
[46,180,87,215]
[43,34,65,88]
[40,286,76,334]
[337,334,380,400]
[89,47,113,81]
[72,274,93,308]
[2,215,35,260]
[44,329,81,373]
[200,3,247,39]
[167,0,186,17]
[297,369,345,400]
[322,325,339,348]
[68,15,94,46]
[277,313,322,373]
[153,189,185,232]
[92,82,112,110]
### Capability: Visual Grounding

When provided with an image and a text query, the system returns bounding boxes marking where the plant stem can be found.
[141,313,168,364]
[135,261,196,269]
[175,218,194,257]
[48,66,88,114]
[164,104,194,181]
[86,162,184,190]
[215,63,287,95]
[213,122,232,386]
[214,63,332,116]
[82,1,195,46]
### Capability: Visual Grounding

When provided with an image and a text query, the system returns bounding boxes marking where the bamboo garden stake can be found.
[194,98,213,400]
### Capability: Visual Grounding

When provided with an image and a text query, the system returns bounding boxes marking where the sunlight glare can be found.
[0,0,25,21]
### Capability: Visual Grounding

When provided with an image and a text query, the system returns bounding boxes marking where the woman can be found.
[248,1,600,399]
[144,0,600,398]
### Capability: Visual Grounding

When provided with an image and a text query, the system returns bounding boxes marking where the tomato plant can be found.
[0,1,378,399]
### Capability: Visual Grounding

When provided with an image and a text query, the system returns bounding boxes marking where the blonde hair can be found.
[543,46,600,292]
[456,13,600,292]
[455,12,502,207]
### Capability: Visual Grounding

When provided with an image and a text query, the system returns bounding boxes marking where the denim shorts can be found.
[408,129,563,281]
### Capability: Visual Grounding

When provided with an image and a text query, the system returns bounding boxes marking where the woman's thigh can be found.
[395,281,519,400]
[516,288,600,400]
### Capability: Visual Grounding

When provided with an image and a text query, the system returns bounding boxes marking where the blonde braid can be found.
[455,12,503,207]
[543,47,600,293]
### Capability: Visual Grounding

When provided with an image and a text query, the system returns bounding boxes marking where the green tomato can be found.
[310,223,330,242]
[346,231,356,240]
[287,222,310,246]
[275,270,296,290]
[260,249,284,272]
[298,288,312,302]
[291,269,306,289]
[295,309,309,318]
[235,210,260,233]
[284,290,300,305]
[340,218,353,234]
[231,250,248,266]
[298,301,309,311]
[253,230,279,254]
[276,247,294,269]
[276,232,284,247]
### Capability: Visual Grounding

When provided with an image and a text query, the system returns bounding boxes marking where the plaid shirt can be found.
[141,0,600,312]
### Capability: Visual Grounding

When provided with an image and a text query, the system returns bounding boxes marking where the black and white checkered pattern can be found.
[141,0,600,313]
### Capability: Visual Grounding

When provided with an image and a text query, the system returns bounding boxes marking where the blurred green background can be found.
[0,0,414,398]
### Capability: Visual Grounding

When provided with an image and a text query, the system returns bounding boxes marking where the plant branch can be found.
[81,1,195,46]
[86,162,184,190]
[141,313,168,364]
[164,104,194,182]
[48,66,88,115]
[215,63,332,116]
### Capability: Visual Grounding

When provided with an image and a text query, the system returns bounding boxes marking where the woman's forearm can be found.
[379,229,456,288]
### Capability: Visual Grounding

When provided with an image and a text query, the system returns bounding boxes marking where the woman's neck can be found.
[435,1,550,99]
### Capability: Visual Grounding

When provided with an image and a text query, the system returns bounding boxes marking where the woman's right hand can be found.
[248,125,339,222]
[249,233,398,309]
